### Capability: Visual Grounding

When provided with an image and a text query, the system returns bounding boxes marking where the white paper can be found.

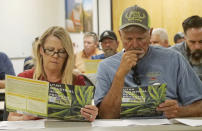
[174,119,202,127]
[0,101,4,110]
[0,120,45,129]
[92,119,171,127]
[123,119,171,125]
[92,120,128,127]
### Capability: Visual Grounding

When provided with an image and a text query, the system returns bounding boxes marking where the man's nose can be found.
[105,42,110,47]
[195,42,202,50]
[130,39,140,48]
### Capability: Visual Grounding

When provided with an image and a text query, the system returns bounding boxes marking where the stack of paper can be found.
[0,120,45,130]
[92,119,171,127]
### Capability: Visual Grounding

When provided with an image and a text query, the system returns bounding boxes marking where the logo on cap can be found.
[125,11,146,22]
[103,32,110,37]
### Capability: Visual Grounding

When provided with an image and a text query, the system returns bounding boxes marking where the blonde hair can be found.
[33,26,74,84]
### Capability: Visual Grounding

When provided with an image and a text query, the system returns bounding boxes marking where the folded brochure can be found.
[121,84,167,118]
[5,75,95,121]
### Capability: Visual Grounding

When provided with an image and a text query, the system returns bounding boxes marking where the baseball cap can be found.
[174,32,184,43]
[119,5,150,30]
[99,30,117,42]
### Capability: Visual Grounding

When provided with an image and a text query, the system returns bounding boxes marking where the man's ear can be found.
[115,41,119,50]
[149,28,153,36]
[117,41,119,47]
[184,34,187,41]
[118,30,123,42]
[118,30,121,37]
[95,42,99,48]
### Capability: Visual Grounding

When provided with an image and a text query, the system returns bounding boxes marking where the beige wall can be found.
[112,0,202,51]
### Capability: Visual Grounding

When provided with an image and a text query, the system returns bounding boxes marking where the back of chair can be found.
[81,74,96,87]
[3,103,8,121]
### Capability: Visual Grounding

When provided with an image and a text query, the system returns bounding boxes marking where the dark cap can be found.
[99,30,117,42]
[119,5,150,30]
[174,32,184,43]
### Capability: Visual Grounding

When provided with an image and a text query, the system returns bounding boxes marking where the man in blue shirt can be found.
[0,52,15,120]
[92,30,119,59]
[94,5,202,119]
[0,52,15,88]
[170,15,202,81]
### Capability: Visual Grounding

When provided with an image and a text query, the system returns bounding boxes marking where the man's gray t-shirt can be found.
[169,42,202,81]
[94,46,202,106]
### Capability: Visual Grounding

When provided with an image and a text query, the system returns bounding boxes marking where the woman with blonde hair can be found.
[7,26,98,121]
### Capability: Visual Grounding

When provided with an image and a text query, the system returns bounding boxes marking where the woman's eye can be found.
[47,49,54,52]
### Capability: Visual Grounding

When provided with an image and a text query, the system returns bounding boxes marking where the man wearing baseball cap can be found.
[92,30,119,59]
[173,32,185,44]
[94,5,202,119]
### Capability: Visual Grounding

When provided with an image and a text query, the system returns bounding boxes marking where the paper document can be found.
[84,59,101,74]
[123,119,171,126]
[121,84,167,118]
[92,120,128,127]
[92,119,171,127]
[5,75,95,121]
[5,75,49,117]
[0,101,4,110]
[0,120,45,129]
[174,118,202,127]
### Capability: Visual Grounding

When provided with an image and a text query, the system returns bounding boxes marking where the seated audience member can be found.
[173,32,185,44]
[94,5,202,119]
[7,26,98,121]
[150,28,170,48]
[170,15,202,81]
[23,37,39,71]
[75,32,103,73]
[92,30,119,59]
[0,52,15,89]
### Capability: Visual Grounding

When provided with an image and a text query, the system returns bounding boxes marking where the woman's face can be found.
[40,35,67,73]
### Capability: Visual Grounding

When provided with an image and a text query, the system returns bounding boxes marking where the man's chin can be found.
[189,57,202,65]
[104,50,116,58]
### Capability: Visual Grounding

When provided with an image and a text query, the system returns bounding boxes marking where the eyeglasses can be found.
[132,66,141,85]
[43,47,67,58]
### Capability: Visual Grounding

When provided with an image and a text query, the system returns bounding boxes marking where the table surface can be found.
[2,119,202,131]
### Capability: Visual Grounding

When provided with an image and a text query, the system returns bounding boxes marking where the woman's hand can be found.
[8,112,39,121]
[80,105,98,122]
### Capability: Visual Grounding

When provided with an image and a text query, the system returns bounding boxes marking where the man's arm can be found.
[98,68,125,118]
[177,100,202,117]
[98,50,140,119]
[157,99,202,118]
[0,80,5,89]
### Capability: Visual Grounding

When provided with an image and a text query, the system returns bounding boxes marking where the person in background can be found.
[94,5,202,119]
[75,32,103,73]
[150,28,170,48]
[7,26,98,121]
[0,52,15,121]
[0,52,15,89]
[23,37,39,71]
[173,32,185,44]
[170,15,202,81]
[92,30,119,59]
